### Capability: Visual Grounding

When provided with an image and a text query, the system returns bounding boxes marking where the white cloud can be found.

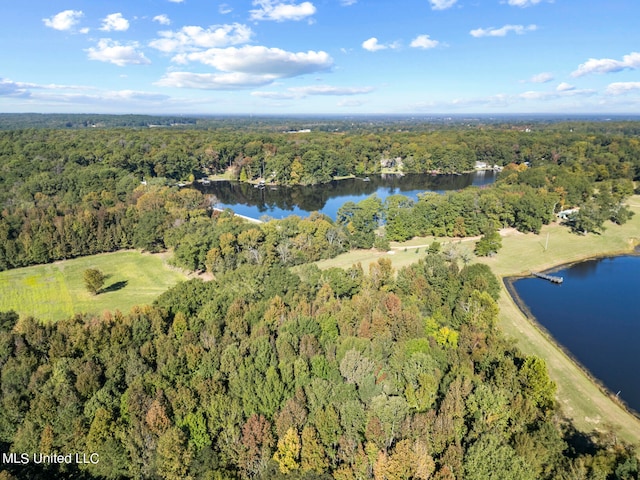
[158,46,332,90]
[290,85,374,95]
[429,0,457,10]
[519,90,550,100]
[43,10,83,31]
[150,23,253,53]
[100,13,130,32]
[362,38,385,52]
[507,0,544,6]
[556,82,575,92]
[153,15,171,26]
[252,84,373,99]
[156,72,276,89]
[519,87,595,100]
[79,28,90,34]
[571,52,640,77]
[1,78,169,106]
[470,24,537,37]
[176,45,332,77]
[168,0,185,3]
[530,72,553,83]
[219,4,233,14]
[251,91,298,99]
[0,79,90,92]
[337,99,365,107]
[97,90,170,102]
[0,79,32,98]
[410,35,440,49]
[341,0,358,5]
[605,82,640,95]
[86,39,151,66]
[250,1,316,22]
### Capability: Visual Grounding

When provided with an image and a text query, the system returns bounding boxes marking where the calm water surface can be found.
[512,255,640,413]
[196,171,496,220]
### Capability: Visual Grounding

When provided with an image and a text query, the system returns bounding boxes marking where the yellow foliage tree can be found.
[273,427,300,474]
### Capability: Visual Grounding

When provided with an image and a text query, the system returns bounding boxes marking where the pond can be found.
[511,255,640,414]
[195,171,497,220]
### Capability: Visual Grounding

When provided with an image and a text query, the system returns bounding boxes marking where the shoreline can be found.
[470,195,640,445]
[204,170,482,188]
[503,263,640,420]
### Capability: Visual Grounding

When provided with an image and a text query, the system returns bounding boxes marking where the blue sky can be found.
[1,0,639,114]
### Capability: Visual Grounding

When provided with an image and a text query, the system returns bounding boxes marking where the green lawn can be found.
[0,251,188,322]
[314,236,476,273]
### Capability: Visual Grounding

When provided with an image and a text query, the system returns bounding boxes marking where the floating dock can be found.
[532,272,564,284]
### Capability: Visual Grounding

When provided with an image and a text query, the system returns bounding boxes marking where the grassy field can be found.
[315,196,640,445]
[0,251,188,322]
[314,236,477,272]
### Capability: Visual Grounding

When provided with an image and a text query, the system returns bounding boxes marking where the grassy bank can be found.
[315,196,640,445]
[0,251,188,323]
[474,197,640,445]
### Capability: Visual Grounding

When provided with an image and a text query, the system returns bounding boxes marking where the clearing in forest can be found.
[0,251,187,322]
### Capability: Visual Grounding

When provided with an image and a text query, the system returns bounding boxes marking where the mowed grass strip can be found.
[0,251,188,322]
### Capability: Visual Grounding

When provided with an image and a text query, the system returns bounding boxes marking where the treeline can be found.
[384,167,635,241]
[0,184,202,270]
[0,177,364,272]
[1,254,638,479]
[3,121,640,189]
[0,165,634,272]
[0,114,198,130]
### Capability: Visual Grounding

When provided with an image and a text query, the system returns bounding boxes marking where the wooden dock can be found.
[532,272,564,284]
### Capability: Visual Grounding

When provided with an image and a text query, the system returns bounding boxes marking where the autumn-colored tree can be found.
[301,425,328,474]
[157,427,193,480]
[239,414,274,478]
[146,398,171,435]
[273,427,300,474]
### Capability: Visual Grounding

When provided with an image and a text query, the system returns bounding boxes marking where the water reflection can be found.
[566,257,603,279]
[194,171,496,220]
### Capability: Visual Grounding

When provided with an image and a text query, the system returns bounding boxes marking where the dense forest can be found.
[1,257,638,479]
[0,116,639,479]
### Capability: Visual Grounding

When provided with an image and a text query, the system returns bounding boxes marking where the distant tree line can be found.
[0,114,197,130]
[2,121,640,189]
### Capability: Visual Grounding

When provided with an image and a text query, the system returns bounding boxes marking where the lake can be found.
[511,255,640,414]
[195,171,497,220]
